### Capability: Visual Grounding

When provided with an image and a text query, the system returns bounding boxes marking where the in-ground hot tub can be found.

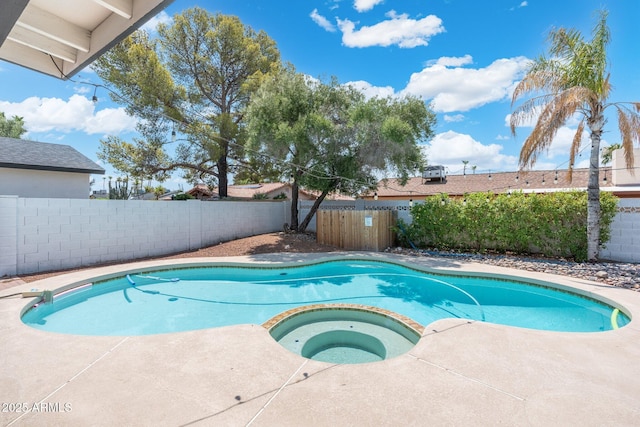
[265,304,424,364]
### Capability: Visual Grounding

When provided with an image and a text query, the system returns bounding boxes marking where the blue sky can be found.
[1,0,639,191]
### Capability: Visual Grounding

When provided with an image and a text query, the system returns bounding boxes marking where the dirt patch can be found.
[161,232,339,258]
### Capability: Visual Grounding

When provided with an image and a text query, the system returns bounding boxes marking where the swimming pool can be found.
[21,259,630,335]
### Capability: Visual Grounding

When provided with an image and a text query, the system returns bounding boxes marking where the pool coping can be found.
[262,303,426,337]
[1,251,640,426]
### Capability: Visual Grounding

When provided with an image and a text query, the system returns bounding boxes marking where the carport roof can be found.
[0,0,174,79]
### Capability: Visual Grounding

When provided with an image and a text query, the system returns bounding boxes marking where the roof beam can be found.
[92,0,133,19]
[0,39,64,78]
[7,26,77,63]
[16,3,91,52]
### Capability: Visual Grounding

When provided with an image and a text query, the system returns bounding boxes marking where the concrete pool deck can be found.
[1,252,639,426]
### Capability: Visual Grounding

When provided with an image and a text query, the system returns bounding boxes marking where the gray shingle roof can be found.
[0,137,105,174]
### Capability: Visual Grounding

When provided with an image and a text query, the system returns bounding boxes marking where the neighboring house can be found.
[0,137,105,198]
[187,182,315,200]
[365,150,640,201]
[185,184,216,200]
[186,182,354,201]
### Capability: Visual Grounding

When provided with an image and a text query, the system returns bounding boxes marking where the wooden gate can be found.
[316,209,396,251]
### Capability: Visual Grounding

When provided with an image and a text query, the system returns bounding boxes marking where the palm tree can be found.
[462,160,469,176]
[510,9,640,262]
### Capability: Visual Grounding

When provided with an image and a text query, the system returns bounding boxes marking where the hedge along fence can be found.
[401,191,618,262]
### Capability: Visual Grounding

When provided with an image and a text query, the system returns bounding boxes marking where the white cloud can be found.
[423,130,518,173]
[85,108,138,135]
[510,1,529,11]
[403,56,530,112]
[337,11,444,48]
[354,0,384,12]
[141,11,172,33]
[426,55,473,67]
[443,114,465,123]
[0,95,137,135]
[73,85,91,95]
[310,9,337,32]
[345,80,395,98]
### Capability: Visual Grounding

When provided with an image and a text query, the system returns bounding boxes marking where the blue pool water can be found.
[21,260,630,335]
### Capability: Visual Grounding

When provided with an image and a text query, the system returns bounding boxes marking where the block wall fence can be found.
[0,196,638,277]
[598,198,640,263]
[0,197,290,276]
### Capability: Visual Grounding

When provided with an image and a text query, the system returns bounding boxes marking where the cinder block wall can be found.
[599,199,640,263]
[0,198,289,276]
[0,196,18,277]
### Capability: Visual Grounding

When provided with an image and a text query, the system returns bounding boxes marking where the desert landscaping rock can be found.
[386,246,639,291]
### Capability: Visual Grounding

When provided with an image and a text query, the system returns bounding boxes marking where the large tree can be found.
[0,112,27,138]
[246,67,435,231]
[510,9,639,261]
[93,8,280,197]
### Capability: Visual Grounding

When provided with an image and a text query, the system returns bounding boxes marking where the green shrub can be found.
[172,193,194,200]
[405,191,618,262]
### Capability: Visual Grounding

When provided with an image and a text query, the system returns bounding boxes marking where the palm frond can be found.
[518,87,587,168]
[548,27,582,59]
[510,95,555,135]
[567,120,585,182]
[511,65,565,104]
[591,9,611,54]
[616,106,640,173]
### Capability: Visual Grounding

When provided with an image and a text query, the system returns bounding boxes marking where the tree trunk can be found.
[290,179,299,231]
[217,154,228,198]
[298,188,330,232]
[586,127,603,262]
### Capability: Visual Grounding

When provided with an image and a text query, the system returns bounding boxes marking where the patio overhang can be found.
[0,0,174,79]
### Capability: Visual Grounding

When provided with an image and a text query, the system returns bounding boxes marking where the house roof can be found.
[0,0,174,79]
[228,182,292,199]
[371,168,616,199]
[187,183,290,199]
[0,137,105,174]
[186,182,355,200]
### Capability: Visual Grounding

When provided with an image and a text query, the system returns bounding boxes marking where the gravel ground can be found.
[385,247,640,291]
[7,232,640,291]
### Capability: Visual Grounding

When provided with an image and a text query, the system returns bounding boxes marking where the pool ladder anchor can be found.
[22,290,54,303]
